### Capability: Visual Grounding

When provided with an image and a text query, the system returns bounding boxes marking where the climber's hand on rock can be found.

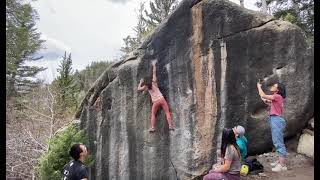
[151,60,157,66]
[257,82,262,88]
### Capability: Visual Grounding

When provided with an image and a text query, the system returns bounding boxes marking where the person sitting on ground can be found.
[137,60,174,132]
[203,128,241,180]
[62,143,88,180]
[232,125,248,160]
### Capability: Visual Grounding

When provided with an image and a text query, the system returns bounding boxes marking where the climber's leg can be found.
[160,97,173,129]
[270,116,287,166]
[150,100,161,131]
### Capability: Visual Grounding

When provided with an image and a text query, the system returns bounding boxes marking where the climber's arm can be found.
[152,61,157,83]
[261,97,272,105]
[213,159,232,173]
[138,79,147,91]
[257,82,275,101]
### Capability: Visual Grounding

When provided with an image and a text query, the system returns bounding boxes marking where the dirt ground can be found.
[242,151,314,180]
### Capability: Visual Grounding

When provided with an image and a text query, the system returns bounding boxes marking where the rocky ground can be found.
[242,151,314,180]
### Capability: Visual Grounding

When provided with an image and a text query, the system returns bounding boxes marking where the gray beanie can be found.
[234,125,245,137]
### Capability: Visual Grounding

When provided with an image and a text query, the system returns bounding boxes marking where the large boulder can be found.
[297,133,314,159]
[76,0,314,179]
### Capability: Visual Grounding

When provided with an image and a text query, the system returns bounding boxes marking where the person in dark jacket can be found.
[63,144,88,180]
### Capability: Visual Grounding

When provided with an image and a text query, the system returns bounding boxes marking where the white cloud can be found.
[37,34,71,59]
[29,0,141,82]
[229,0,259,11]
[28,0,260,83]
[105,0,132,4]
[25,34,72,83]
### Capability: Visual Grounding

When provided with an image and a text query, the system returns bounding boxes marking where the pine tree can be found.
[120,35,139,55]
[143,0,178,30]
[56,52,77,112]
[120,2,149,55]
[135,2,152,44]
[261,0,267,13]
[255,0,313,44]
[239,0,244,8]
[120,0,179,56]
[6,0,46,97]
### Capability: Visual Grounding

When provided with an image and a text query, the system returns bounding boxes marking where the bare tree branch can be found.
[54,119,77,135]
[6,169,32,178]
[10,159,37,171]
[7,151,39,160]
[7,83,72,178]
[47,85,55,150]
[24,129,47,150]
[19,103,52,120]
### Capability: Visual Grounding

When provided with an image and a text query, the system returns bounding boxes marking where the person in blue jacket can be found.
[233,125,248,160]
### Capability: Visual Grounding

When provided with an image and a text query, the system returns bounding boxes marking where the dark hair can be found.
[277,83,286,99]
[221,128,240,158]
[69,144,83,160]
[143,76,152,90]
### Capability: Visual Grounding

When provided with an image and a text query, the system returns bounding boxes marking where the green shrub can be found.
[36,124,94,180]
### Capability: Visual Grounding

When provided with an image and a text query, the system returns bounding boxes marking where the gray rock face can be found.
[308,117,314,129]
[76,0,314,179]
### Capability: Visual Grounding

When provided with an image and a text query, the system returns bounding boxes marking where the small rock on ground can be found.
[241,151,313,180]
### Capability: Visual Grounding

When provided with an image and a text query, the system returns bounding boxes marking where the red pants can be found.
[151,97,172,128]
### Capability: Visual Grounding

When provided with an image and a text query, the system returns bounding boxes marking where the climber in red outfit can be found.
[137,60,174,133]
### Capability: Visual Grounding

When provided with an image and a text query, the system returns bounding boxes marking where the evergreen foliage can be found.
[255,0,313,45]
[6,0,46,97]
[120,0,178,56]
[36,124,94,180]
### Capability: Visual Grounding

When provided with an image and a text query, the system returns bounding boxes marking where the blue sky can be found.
[29,0,259,83]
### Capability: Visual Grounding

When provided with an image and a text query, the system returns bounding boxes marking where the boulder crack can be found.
[217,19,275,40]
[170,158,179,180]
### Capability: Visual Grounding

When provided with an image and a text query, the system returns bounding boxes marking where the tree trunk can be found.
[240,0,244,7]
[7,74,16,99]
[261,0,267,13]
[292,0,301,21]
